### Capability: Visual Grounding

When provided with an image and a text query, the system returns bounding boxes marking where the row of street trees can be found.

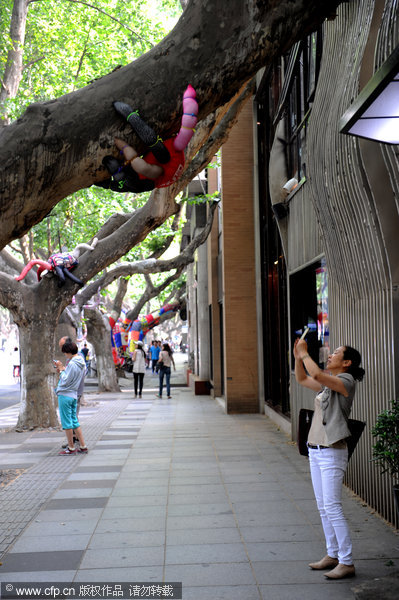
[0,0,342,428]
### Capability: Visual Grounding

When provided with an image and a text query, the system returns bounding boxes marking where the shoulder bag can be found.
[297,408,366,460]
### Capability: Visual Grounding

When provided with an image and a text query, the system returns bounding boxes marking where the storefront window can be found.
[290,258,329,368]
[315,260,329,364]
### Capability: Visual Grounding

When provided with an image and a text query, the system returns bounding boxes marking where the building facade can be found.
[187,0,399,526]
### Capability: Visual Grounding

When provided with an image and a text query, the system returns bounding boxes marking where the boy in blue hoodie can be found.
[55,340,88,455]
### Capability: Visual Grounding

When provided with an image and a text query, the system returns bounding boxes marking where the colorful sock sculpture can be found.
[96,85,198,194]
[15,240,98,287]
[109,302,181,365]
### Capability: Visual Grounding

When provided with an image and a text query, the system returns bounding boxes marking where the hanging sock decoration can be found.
[15,239,98,287]
[173,85,198,151]
[96,85,198,193]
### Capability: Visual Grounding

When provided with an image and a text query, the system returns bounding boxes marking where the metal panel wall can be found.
[287,187,324,273]
[287,0,399,525]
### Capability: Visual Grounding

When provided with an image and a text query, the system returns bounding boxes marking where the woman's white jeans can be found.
[309,446,352,565]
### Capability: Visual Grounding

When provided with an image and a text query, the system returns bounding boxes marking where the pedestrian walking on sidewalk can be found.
[132,340,146,398]
[80,342,90,374]
[294,338,365,580]
[12,346,20,381]
[55,340,88,455]
[157,342,176,399]
[145,343,151,369]
[150,340,161,373]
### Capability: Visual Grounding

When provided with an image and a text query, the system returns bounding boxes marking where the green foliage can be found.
[141,216,179,254]
[206,149,221,168]
[185,191,220,206]
[126,270,186,310]
[1,0,182,122]
[31,187,156,252]
[371,400,399,480]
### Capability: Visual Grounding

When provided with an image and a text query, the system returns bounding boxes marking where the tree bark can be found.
[85,306,119,392]
[15,314,59,430]
[110,276,129,323]
[0,0,341,249]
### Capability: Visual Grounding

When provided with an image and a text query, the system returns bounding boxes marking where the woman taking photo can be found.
[157,342,175,399]
[132,340,146,399]
[294,338,365,580]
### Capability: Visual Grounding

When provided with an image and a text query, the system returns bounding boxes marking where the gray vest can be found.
[320,373,356,445]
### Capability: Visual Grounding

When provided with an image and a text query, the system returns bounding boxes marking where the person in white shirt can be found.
[294,339,365,580]
[132,340,146,399]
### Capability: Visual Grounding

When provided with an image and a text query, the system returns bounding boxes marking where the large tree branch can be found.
[148,210,183,259]
[108,276,130,322]
[152,200,218,271]
[94,211,134,241]
[0,271,30,316]
[75,199,216,307]
[72,92,228,285]
[0,67,234,320]
[125,267,185,322]
[181,79,256,187]
[143,273,155,293]
[0,247,36,284]
[0,0,342,249]
[75,258,159,309]
[86,83,243,253]
[67,186,179,290]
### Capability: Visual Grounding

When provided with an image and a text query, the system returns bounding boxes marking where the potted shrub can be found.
[371,399,399,518]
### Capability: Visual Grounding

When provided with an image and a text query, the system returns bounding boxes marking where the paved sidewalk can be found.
[0,362,398,599]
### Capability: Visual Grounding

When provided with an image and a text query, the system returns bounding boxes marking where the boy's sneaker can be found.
[77,446,88,453]
[59,447,76,455]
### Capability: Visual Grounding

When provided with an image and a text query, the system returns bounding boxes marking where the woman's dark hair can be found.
[162,342,172,356]
[343,345,365,381]
[62,341,78,355]
[135,341,146,358]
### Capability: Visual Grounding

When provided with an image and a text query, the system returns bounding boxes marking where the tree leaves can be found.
[1,0,182,122]
[371,400,399,479]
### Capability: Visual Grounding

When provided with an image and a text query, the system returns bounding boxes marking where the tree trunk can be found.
[0,266,81,429]
[85,307,120,392]
[55,313,78,360]
[15,316,59,430]
[0,0,29,127]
